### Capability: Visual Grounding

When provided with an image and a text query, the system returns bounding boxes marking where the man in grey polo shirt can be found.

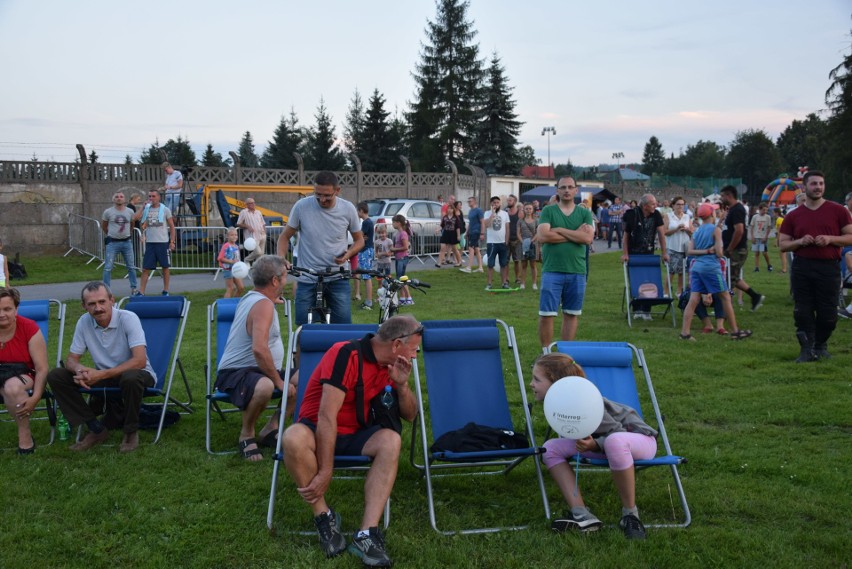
[47,281,155,453]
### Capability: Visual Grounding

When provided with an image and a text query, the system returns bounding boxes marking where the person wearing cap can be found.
[719,185,766,312]
[680,203,751,341]
[778,171,852,361]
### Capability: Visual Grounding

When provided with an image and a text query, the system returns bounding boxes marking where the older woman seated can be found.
[0,287,49,454]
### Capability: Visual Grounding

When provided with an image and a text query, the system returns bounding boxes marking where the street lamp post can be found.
[612,152,624,168]
[541,126,556,178]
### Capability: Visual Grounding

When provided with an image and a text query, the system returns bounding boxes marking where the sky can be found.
[0,0,849,169]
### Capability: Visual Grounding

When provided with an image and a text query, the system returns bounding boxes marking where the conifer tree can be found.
[201,143,230,167]
[262,109,304,169]
[303,98,345,171]
[407,0,484,170]
[470,52,522,174]
[641,136,666,176]
[236,131,260,168]
[343,89,366,159]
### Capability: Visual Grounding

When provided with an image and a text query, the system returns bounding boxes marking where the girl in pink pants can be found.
[531,352,658,540]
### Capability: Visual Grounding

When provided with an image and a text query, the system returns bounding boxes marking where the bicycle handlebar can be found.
[352,269,431,291]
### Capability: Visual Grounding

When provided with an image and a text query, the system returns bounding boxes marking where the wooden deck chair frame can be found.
[79,295,191,444]
[622,254,676,327]
[548,340,691,529]
[204,297,291,455]
[1,298,65,448]
[410,318,551,535]
[266,323,390,533]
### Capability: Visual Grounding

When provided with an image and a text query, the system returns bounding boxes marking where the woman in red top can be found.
[0,287,49,453]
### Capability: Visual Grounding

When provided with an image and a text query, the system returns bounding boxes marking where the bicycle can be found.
[287,265,351,324]
[353,269,430,323]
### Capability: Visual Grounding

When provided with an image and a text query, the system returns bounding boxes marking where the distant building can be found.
[520,165,555,179]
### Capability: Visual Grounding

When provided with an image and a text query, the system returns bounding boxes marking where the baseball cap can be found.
[697,203,719,218]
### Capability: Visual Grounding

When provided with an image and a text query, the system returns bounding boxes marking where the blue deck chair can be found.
[839,246,852,309]
[79,295,191,444]
[205,297,291,455]
[266,323,384,531]
[412,318,550,535]
[623,254,676,327]
[549,341,691,528]
[1,299,65,448]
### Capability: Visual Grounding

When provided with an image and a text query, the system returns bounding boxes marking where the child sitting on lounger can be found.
[530,352,657,540]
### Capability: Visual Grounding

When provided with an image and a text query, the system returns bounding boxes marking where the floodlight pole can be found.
[541,126,556,178]
[612,152,624,168]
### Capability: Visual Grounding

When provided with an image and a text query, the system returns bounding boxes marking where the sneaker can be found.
[314,510,346,558]
[768,265,774,272]
[532,283,538,290]
[131,289,142,297]
[485,284,492,291]
[753,267,759,272]
[161,291,169,296]
[360,303,373,311]
[502,282,510,289]
[620,514,646,540]
[475,268,484,273]
[519,283,525,290]
[459,267,472,273]
[838,307,852,320]
[551,510,603,533]
[348,527,391,567]
[750,294,765,312]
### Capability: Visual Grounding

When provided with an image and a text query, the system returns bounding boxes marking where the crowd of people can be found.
[2,168,850,567]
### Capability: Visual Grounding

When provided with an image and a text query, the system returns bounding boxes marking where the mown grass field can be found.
[1,249,849,569]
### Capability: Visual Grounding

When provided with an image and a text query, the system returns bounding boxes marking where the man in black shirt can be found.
[622,194,669,320]
[720,186,765,311]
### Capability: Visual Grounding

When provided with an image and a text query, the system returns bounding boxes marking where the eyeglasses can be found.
[557,185,577,190]
[314,192,335,201]
[394,325,425,341]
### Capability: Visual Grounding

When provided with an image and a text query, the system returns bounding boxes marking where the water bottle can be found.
[57,412,70,442]
[380,385,394,409]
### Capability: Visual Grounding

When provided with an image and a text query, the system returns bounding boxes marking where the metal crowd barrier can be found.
[64,213,104,264]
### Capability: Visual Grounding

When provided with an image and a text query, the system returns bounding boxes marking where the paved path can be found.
[14,238,615,302]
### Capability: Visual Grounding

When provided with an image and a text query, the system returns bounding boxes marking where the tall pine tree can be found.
[139,135,196,167]
[262,110,304,169]
[407,0,484,170]
[303,98,346,171]
[201,143,230,167]
[356,89,400,172]
[641,136,666,176]
[237,131,260,168]
[470,52,522,175]
[343,89,366,160]
[824,32,852,194]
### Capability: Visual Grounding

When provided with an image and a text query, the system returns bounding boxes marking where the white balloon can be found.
[543,376,604,440]
[243,237,257,251]
[231,262,249,279]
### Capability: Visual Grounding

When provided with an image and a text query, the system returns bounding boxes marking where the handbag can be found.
[0,362,33,382]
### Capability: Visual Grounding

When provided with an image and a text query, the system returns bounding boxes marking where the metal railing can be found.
[64,213,104,264]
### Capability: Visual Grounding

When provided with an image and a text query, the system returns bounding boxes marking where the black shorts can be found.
[215,367,274,410]
[298,418,384,456]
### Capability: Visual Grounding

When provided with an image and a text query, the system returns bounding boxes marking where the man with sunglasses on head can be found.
[281,315,421,567]
[277,171,364,325]
[536,177,595,347]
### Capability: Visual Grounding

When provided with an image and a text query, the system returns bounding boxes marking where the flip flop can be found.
[17,443,35,455]
[731,330,752,340]
[259,430,279,449]
[679,334,696,341]
[717,329,729,336]
[238,438,262,460]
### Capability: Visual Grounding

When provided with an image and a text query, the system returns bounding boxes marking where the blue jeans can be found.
[103,239,138,289]
[607,221,623,248]
[165,192,180,213]
[295,277,352,325]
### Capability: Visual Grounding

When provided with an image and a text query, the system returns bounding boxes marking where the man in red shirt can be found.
[281,315,421,566]
[779,170,852,362]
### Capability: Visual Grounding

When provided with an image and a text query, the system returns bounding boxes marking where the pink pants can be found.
[542,432,657,472]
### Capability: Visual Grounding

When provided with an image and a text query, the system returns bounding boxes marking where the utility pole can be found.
[542,126,556,178]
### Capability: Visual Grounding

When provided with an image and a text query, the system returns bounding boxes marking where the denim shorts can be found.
[486,243,508,268]
[539,272,586,316]
[395,257,409,278]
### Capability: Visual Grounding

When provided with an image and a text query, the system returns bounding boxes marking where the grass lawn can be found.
[1,249,849,569]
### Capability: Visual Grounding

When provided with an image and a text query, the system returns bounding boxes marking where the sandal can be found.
[701,326,714,334]
[238,438,263,461]
[259,430,279,449]
[730,330,752,340]
[716,328,728,336]
[17,444,35,455]
[679,334,696,341]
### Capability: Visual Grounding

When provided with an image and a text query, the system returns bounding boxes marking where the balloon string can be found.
[573,451,581,497]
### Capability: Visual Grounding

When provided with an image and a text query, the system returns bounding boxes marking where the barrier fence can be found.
[64,214,454,275]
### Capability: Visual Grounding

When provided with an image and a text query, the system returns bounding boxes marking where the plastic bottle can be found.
[57,412,70,442]
[380,385,394,409]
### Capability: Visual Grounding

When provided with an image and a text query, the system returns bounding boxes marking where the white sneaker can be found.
[459,267,471,273]
[519,284,525,290]
[532,283,538,290]
[475,268,484,273]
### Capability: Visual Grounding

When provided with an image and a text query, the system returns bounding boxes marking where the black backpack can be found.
[430,422,529,454]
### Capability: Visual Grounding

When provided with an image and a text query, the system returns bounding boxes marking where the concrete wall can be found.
[0,182,82,254]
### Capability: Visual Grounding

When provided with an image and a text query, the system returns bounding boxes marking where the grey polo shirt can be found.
[69,308,156,381]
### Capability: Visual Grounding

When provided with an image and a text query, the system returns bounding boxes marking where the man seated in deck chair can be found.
[215,255,296,461]
[281,315,421,568]
[47,281,155,453]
